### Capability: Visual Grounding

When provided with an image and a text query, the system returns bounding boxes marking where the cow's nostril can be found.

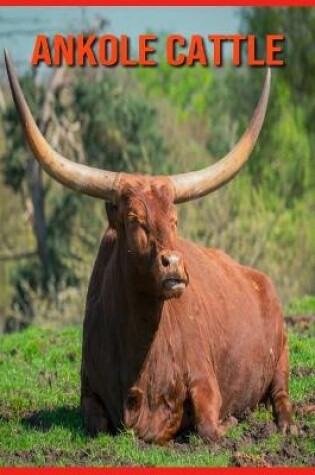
[161,254,170,268]
[161,252,181,268]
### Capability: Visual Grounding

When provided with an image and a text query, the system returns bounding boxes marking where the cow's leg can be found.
[270,338,292,434]
[81,367,109,436]
[189,378,227,441]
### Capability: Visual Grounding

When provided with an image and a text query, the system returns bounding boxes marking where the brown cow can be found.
[5,50,292,444]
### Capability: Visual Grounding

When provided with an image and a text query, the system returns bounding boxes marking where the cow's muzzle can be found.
[162,278,186,292]
[158,251,188,298]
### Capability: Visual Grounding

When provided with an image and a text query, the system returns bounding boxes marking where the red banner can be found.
[0,0,315,5]
[1,470,315,474]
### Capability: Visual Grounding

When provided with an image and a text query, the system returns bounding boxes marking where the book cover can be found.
[0,3,314,471]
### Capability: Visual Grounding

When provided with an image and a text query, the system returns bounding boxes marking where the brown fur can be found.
[81,176,291,444]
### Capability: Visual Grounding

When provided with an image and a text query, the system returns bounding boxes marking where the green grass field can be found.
[0,298,314,467]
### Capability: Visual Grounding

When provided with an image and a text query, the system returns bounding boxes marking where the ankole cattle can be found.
[5,50,292,444]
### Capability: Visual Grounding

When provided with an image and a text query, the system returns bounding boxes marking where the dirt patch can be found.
[285,315,315,334]
[232,451,270,467]
[67,351,76,362]
[294,396,315,418]
[138,406,314,467]
[208,408,314,467]
[265,440,315,467]
[291,367,314,378]
[38,369,58,388]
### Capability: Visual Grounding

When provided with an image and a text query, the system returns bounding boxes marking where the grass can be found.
[285,295,315,316]
[0,299,314,467]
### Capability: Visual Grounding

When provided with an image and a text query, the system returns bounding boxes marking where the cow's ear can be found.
[105,201,119,229]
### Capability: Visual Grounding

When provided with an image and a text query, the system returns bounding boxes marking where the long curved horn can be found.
[4,49,120,201]
[171,68,271,204]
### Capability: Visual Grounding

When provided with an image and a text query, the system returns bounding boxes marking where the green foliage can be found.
[136,60,213,120]
[75,72,168,174]
[7,189,84,321]
[45,191,83,289]
[241,7,315,125]
[2,74,41,191]
[1,76,85,322]
[240,8,315,195]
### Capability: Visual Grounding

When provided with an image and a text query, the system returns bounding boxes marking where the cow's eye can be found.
[127,218,138,228]
[127,218,149,235]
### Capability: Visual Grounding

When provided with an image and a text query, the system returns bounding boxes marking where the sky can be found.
[0,7,240,70]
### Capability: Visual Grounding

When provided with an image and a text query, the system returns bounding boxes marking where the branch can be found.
[0,250,37,261]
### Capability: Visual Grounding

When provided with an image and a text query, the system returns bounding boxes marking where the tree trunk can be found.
[25,155,49,289]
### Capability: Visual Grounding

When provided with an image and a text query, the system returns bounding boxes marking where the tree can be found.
[1,62,169,331]
[241,8,315,128]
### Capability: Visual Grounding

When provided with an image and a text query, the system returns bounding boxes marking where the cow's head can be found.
[106,176,188,298]
[4,49,270,299]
